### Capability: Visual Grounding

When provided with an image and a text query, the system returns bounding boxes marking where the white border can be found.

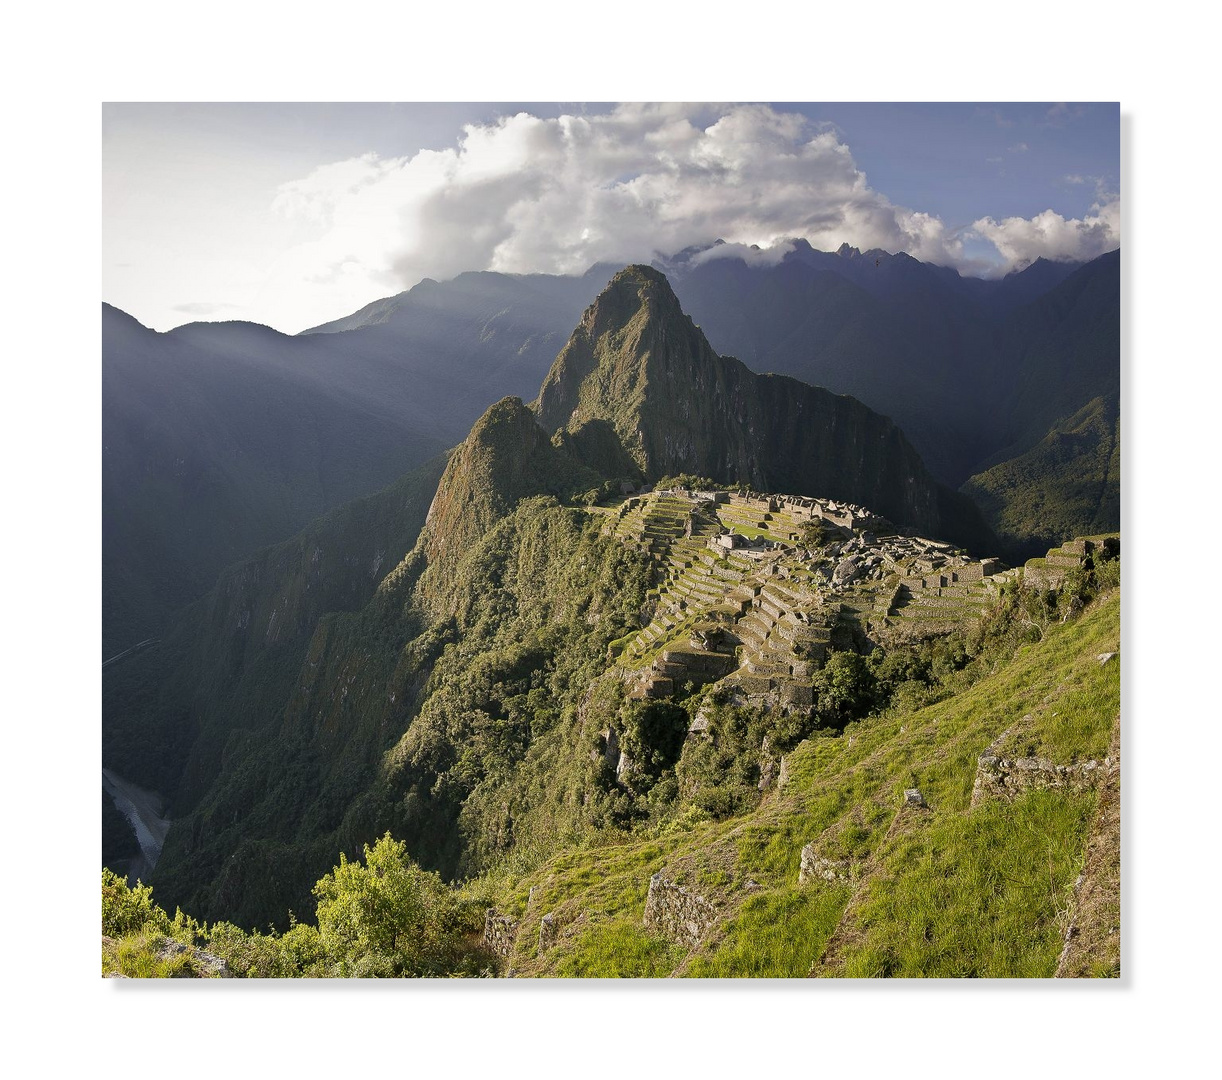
[4,1,1217,1074]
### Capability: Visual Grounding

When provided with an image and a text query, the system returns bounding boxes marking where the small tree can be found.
[812,652,878,729]
[312,833,464,977]
[798,520,827,548]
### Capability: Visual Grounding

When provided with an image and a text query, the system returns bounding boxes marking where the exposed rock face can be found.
[643,873,718,948]
[154,938,232,978]
[538,912,559,952]
[535,266,992,550]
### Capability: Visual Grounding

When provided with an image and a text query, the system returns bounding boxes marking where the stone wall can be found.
[798,844,850,885]
[971,748,1110,806]
[483,910,517,959]
[643,873,719,947]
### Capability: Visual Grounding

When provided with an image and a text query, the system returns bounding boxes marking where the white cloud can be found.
[171,301,240,316]
[969,192,1121,268]
[260,103,1119,324]
[688,239,798,267]
[1008,142,1029,154]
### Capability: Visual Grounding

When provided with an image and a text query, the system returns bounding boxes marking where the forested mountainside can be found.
[104,484,1120,976]
[105,269,1117,964]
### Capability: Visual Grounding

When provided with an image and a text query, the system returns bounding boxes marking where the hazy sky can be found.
[103,102,1120,334]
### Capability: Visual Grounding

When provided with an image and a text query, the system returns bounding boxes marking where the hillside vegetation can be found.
[104,265,1119,978]
[963,394,1119,561]
[104,556,1119,977]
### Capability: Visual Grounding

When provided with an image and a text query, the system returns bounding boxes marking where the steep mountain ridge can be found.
[537,265,993,550]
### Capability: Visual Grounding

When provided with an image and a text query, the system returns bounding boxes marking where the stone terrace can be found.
[603,488,1011,707]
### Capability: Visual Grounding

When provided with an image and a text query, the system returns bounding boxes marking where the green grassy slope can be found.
[490,590,1119,978]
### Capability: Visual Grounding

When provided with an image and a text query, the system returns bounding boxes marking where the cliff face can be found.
[536,265,982,545]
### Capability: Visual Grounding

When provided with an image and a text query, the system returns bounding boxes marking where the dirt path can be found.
[1055,714,1121,977]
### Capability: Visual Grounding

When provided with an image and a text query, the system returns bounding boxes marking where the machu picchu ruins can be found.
[595,485,1020,710]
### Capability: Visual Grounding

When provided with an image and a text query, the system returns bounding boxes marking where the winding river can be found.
[102,767,171,883]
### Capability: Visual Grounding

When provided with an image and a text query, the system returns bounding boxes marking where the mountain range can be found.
[103,243,1118,656]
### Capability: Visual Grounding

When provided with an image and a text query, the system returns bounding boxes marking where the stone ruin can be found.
[642,873,719,948]
[629,646,737,700]
[483,910,517,959]
[798,844,850,885]
[1023,536,1120,591]
[971,748,1110,806]
[606,485,1015,717]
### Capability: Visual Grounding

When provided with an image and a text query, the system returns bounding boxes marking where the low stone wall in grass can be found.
[971,749,1111,806]
[643,874,718,947]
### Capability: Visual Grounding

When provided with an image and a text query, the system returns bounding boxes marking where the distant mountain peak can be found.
[536,264,705,445]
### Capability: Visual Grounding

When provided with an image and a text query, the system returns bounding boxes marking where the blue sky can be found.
[103,102,1120,333]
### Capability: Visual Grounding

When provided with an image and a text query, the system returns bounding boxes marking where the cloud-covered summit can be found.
[269,103,1120,317]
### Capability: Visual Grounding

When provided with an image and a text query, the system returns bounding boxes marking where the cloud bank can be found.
[969,187,1121,270]
[268,103,1119,320]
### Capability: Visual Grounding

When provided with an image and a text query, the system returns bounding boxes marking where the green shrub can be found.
[101,869,169,937]
[812,651,878,728]
[312,833,490,977]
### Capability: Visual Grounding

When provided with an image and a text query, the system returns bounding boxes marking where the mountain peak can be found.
[418,396,598,576]
[581,263,680,327]
[530,267,984,546]
[536,265,704,441]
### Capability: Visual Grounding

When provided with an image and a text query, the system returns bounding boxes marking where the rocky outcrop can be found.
[798,845,850,885]
[154,938,232,978]
[643,873,718,948]
[538,912,559,952]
